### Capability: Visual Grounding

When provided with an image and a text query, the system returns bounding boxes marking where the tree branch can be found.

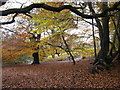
[0,27,17,33]
[1,1,120,19]
[0,13,18,25]
[0,0,8,6]
[81,18,98,27]
[46,42,64,50]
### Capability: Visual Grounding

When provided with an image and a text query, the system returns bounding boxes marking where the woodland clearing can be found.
[2,58,120,89]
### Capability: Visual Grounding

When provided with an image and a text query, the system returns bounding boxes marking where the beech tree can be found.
[1,1,120,72]
[2,31,33,64]
[30,2,78,64]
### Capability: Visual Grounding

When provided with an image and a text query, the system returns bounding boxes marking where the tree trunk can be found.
[30,33,41,64]
[61,34,76,65]
[96,2,110,63]
[88,2,109,65]
[52,55,55,58]
[32,52,40,64]
[68,51,76,65]
[90,3,111,72]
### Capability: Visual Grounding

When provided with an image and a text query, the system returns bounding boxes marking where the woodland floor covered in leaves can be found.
[2,58,120,89]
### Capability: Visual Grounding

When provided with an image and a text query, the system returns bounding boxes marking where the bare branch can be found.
[81,18,98,27]
[0,27,17,33]
[25,13,32,18]
[0,2,31,25]
[0,13,18,25]
[0,2,120,25]
[1,1,120,19]
[0,0,8,6]
[46,42,64,50]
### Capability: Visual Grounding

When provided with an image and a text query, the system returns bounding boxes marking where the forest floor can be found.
[2,58,120,89]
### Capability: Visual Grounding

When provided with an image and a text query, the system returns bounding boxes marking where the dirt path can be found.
[2,59,120,88]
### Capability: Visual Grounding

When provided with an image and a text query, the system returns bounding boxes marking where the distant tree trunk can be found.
[52,55,55,58]
[61,34,76,65]
[68,51,76,65]
[32,52,40,64]
[30,33,41,64]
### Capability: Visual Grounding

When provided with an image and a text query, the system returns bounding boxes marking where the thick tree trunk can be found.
[91,3,111,72]
[32,52,40,64]
[96,2,110,63]
[88,2,109,65]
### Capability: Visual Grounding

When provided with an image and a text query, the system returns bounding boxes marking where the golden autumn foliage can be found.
[2,33,35,62]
